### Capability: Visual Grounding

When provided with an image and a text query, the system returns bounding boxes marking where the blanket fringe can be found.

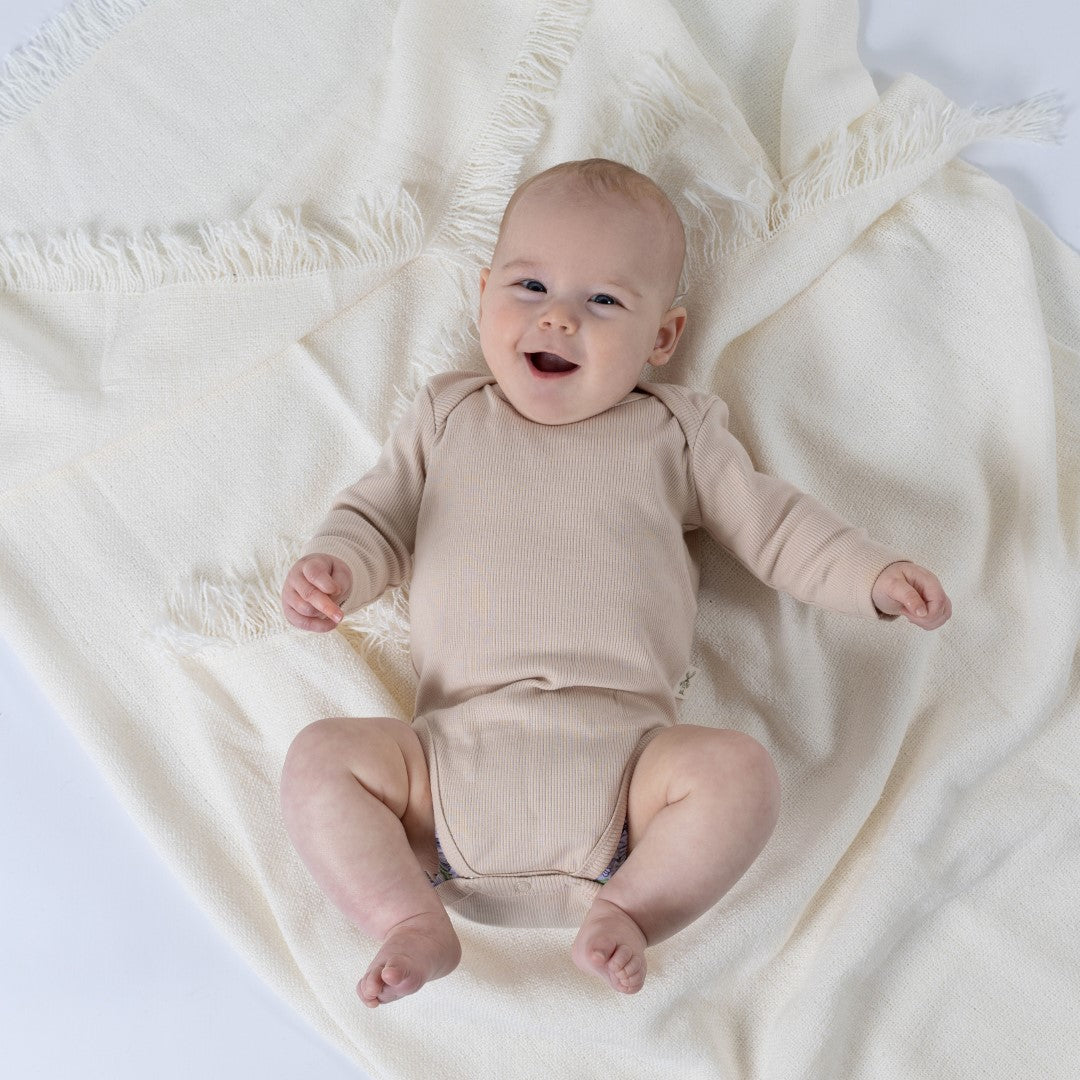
[599,52,709,177]
[597,50,779,298]
[431,0,589,270]
[147,535,412,660]
[0,0,153,133]
[394,268,486,421]
[683,74,1068,261]
[0,188,425,293]
[597,52,736,302]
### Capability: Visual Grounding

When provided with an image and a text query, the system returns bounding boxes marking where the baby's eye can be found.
[517,279,546,293]
[590,293,620,307]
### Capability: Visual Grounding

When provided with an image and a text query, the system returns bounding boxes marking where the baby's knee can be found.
[680,729,781,829]
[283,716,357,773]
[727,732,781,833]
[281,715,421,820]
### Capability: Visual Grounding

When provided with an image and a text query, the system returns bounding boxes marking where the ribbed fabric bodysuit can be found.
[300,371,906,927]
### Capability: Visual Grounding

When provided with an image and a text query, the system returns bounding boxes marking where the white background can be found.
[1,2,1077,1078]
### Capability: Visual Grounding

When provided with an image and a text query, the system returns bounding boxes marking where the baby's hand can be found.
[872,561,951,629]
[282,554,352,632]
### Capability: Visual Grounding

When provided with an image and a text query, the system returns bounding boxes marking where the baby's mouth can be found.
[528,351,579,373]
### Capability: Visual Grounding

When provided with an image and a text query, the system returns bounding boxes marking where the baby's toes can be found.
[357,969,385,1008]
[380,961,416,991]
[374,959,423,1004]
[609,945,646,994]
[358,958,410,1007]
[587,935,618,968]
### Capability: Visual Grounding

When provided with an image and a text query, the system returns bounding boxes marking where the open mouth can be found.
[527,351,580,377]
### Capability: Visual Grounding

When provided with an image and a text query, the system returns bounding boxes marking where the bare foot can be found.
[357,910,461,1008]
[572,896,648,994]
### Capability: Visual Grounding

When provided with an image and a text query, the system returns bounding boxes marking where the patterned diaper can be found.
[428,818,631,887]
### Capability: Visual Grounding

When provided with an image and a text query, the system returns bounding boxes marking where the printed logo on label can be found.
[675,668,698,700]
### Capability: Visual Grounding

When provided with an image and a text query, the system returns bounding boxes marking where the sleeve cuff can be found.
[849,541,910,621]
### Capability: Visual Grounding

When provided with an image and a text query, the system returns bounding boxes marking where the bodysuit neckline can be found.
[485,377,650,417]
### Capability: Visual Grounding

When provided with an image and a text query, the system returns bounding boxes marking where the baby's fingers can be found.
[293,595,341,622]
[298,561,345,622]
[284,594,341,632]
[301,586,344,624]
[284,578,343,628]
[301,560,339,597]
[892,582,927,619]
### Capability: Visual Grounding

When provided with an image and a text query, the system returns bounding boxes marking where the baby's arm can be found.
[691,395,914,620]
[289,382,435,624]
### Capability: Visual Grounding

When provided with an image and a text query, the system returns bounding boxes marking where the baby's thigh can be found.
[283,715,436,864]
[626,725,777,848]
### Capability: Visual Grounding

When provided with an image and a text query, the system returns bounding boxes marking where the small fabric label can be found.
[675,667,698,700]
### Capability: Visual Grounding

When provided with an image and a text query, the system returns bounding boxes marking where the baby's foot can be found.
[572,896,648,994]
[357,910,461,1008]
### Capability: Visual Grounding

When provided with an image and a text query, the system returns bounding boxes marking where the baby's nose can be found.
[538,303,578,332]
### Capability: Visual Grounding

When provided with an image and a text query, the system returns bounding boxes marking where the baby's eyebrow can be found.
[500,259,544,277]
[498,259,642,299]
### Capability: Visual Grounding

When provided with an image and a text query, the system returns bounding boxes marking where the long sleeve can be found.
[690,396,907,620]
[299,383,435,614]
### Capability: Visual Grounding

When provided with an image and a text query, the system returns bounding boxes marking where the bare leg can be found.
[280,716,461,1007]
[573,726,780,993]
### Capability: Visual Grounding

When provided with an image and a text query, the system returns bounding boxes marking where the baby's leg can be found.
[280,716,460,1007]
[573,725,780,994]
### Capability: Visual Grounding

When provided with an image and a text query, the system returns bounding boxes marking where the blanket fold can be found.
[2,1,1077,1077]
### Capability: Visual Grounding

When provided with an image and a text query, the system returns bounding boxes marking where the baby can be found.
[279,158,952,1007]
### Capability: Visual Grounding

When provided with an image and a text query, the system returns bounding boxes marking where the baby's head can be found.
[478,159,687,425]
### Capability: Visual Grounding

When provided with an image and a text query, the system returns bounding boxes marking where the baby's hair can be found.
[497,158,687,304]
[499,159,674,233]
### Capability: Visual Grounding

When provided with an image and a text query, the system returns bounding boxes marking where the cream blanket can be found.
[2,1,1078,1076]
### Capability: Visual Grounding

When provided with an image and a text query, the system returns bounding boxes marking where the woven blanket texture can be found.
[1,1,1078,1077]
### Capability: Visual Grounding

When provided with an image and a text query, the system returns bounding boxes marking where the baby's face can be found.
[478,181,686,425]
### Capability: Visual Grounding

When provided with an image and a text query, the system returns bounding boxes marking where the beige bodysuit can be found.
[300,370,906,928]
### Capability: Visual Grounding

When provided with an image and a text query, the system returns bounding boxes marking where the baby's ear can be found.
[652,306,687,363]
[478,269,491,324]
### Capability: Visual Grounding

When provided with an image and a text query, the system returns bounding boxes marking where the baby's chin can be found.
[513,399,591,425]
[514,387,622,426]
[488,362,640,425]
